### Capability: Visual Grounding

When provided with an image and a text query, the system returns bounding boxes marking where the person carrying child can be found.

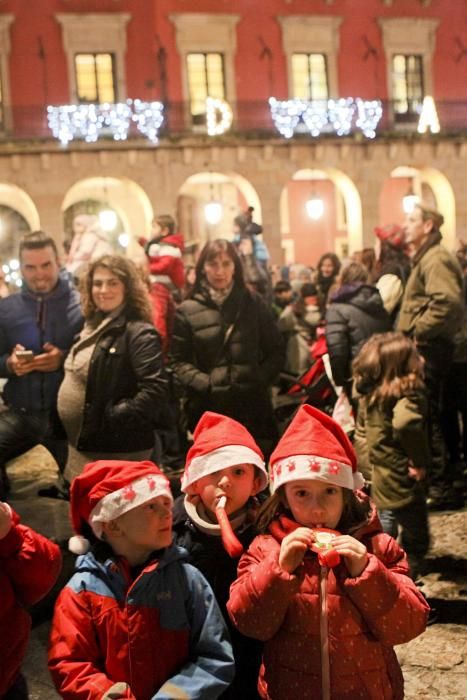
[352,331,431,580]
[48,460,234,700]
[140,214,185,355]
[0,501,62,699]
[227,404,429,700]
[173,411,269,699]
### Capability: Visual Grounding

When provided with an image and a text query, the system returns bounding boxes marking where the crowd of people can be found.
[0,200,465,699]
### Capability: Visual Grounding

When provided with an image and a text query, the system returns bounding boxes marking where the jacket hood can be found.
[75,542,188,575]
[331,283,386,315]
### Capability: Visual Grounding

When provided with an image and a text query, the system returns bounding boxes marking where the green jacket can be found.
[397,232,464,342]
[355,391,430,510]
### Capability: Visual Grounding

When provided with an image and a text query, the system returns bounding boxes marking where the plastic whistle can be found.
[310,528,341,568]
[215,496,244,559]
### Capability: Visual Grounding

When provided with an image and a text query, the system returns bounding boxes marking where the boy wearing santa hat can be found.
[48,459,234,700]
[173,411,269,699]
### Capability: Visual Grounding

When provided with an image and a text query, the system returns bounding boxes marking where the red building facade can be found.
[0,0,466,268]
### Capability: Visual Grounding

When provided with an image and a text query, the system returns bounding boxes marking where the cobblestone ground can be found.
[6,445,467,700]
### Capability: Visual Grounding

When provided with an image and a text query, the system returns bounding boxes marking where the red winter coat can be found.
[0,509,62,696]
[147,232,185,290]
[227,505,429,700]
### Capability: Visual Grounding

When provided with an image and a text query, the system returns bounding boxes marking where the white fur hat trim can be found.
[89,473,173,539]
[270,454,365,493]
[181,445,267,494]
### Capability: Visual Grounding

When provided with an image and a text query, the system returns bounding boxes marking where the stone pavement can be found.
[5,445,467,699]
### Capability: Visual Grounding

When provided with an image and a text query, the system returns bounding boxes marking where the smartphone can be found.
[16,350,34,360]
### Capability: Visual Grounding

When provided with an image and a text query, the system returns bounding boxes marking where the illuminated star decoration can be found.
[122,484,137,501]
[328,462,341,476]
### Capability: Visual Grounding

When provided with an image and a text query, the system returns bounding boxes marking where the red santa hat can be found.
[68,460,173,555]
[269,405,365,493]
[181,412,268,495]
[374,223,405,249]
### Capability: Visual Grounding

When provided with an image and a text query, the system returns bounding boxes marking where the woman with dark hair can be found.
[57,255,168,481]
[170,239,284,455]
[325,262,391,397]
[315,252,341,317]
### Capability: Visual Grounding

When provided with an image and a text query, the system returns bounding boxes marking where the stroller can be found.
[274,333,338,434]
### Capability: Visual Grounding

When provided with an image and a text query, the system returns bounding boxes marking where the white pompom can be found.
[68,535,90,555]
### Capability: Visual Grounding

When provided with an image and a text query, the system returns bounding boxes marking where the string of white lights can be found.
[47,100,164,146]
[269,97,383,139]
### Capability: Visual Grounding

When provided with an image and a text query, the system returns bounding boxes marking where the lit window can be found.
[291,53,328,101]
[186,53,225,123]
[75,53,116,103]
[392,54,424,115]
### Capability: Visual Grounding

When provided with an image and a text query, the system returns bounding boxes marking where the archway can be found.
[0,184,40,231]
[178,171,262,250]
[279,168,362,265]
[61,177,153,261]
[381,167,456,250]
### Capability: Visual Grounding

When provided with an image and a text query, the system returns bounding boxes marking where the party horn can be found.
[215,496,244,558]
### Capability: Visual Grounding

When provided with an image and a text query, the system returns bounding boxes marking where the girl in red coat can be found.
[227,404,429,700]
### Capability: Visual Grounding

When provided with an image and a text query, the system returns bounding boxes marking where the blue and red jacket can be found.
[49,544,234,700]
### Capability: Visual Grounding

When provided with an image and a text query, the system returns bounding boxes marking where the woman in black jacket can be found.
[325,261,391,397]
[170,239,284,456]
[57,255,168,481]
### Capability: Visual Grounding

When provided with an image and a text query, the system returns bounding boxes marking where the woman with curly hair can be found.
[57,255,168,482]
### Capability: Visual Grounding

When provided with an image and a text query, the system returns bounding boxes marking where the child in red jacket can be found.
[142,214,185,355]
[227,404,429,700]
[0,501,62,698]
[49,460,233,700]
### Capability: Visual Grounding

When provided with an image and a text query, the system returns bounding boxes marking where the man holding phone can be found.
[0,231,83,499]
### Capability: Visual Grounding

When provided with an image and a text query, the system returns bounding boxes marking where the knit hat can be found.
[374,223,405,249]
[269,405,365,493]
[69,460,173,554]
[181,412,268,495]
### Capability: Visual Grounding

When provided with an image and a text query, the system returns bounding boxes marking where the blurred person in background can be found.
[314,252,341,318]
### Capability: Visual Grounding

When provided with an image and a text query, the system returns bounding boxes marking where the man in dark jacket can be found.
[0,231,83,498]
[397,203,464,510]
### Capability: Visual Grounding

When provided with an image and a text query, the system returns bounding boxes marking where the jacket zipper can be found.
[320,565,331,700]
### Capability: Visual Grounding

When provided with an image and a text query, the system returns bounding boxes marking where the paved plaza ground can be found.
[6,445,467,700]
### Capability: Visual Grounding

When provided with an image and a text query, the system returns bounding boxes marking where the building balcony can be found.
[0,98,466,149]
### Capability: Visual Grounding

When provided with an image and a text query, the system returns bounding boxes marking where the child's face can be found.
[193,464,262,516]
[113,495,173,554]
[284,480,344,530]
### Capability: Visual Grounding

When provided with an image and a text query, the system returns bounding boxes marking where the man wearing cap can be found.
[397,202,464,510]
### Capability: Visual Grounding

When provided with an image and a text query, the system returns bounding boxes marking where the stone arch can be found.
[386,166,456,250]
[0,183,40,230]
[61,176,153,260]
[178,170,262,246]
[279,168,362,263]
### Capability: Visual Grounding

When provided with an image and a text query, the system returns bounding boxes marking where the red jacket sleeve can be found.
[0,511,62,607]
[227,535,302,641]
[337,534,429,645]
[48,586,136,700]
